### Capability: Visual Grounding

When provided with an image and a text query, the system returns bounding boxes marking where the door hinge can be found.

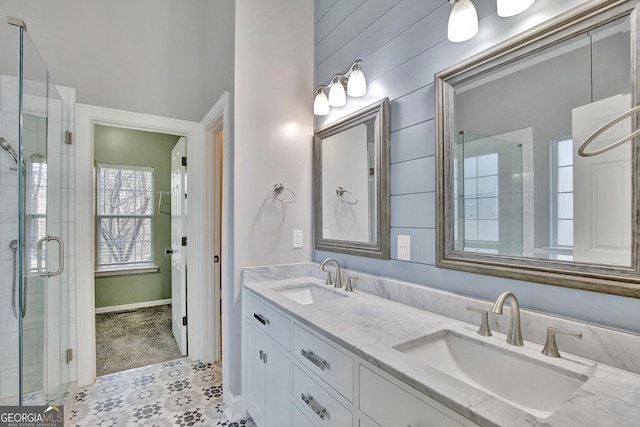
[181,236,187,246]
[182,316,187,326]
[185,193,187,199]
[65,130,73,145]
[182,156,187,167]
[66,348,73,364]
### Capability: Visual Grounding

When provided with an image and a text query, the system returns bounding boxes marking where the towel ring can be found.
[578,104,640,157]
[273,183,296,203]
[336,187,358,205]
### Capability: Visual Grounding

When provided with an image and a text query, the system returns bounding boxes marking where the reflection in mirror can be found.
[436,1,640,296]
[315,98,390,258]
[321,118,376,243]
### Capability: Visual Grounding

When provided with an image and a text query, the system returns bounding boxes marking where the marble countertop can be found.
[244,276,640,427]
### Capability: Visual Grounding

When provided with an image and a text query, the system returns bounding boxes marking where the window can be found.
[552,138,574,248]
[27,162,47,273]
[462,152,500,252]
[96,164,154,271]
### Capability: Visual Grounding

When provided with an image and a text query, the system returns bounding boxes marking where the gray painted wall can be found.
[232,0,314,397]
[0,0,234,122]
[313,0,640,333]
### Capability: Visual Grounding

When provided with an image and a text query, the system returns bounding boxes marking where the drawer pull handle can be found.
[254,313,268,325]
[301,349,326,371]
[301,393,327,420]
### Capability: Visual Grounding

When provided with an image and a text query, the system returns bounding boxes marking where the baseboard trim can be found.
[223,389,244,422]
[95,299,171,314]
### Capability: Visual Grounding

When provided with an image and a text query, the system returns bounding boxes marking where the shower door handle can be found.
[37,236,65,277]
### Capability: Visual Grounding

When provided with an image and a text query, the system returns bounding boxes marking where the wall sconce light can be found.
[448,0,478,43]
[497,0,535,17]
[314,60,367,116]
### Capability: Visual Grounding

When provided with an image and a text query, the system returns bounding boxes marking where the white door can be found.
[572,94,632,266]
[171,137,188,355]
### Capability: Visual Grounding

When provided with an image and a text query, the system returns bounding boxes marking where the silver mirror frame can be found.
[435,0,640,298]
[314,98,390,259]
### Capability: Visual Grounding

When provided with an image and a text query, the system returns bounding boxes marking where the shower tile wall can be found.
[0,74,77,402]
[0,74,20,402]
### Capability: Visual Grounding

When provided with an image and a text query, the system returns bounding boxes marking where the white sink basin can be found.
[274,283,348,305]
[393,329,588,418]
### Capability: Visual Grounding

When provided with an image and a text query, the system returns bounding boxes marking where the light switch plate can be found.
[293,230,303,248]
[397,235,411,261]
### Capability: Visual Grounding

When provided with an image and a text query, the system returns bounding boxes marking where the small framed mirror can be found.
[436,0,640,297]
[314,98,390,258]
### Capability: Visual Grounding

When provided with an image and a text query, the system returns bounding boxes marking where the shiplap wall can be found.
[313,0,640,333]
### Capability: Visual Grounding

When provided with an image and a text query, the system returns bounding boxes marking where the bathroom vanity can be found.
[241,263,640,427]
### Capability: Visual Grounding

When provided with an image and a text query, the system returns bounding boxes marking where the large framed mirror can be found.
[436,0,640,297]
[314,98,390,258]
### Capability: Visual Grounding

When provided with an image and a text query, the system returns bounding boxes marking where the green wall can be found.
[94,125,180,308]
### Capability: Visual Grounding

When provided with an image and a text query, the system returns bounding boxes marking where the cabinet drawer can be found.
[360,366,468,427]
[293,324,354,401]
[293,365,352,427]
[292,402,318,427]
[245,293,290,350]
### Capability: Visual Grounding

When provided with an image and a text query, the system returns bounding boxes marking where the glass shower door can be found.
[0,13,73,407]
[20,26,71,405]
[0,16,21,407]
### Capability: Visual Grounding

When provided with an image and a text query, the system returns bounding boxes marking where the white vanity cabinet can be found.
[242,289,479,427]
[243,293,291,427]
[293,324,354,401]
[359,365,472,427]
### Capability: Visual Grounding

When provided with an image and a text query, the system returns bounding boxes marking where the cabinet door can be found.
[265,339,290,427]
[360,366,467,427]
[244,322,266,427]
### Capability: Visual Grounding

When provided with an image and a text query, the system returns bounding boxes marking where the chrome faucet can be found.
[319,258,342,289]
[491,291,523,346]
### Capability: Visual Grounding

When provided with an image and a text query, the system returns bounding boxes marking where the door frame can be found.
[75,103,208,386]
[200,93,234,416]
[200,92,229,365]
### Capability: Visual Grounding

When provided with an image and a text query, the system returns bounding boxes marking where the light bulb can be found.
[328,77,346,107]
[497,0,535,17]
[347,64,367,97]
[313,89,330,116]
[448,0,478,43]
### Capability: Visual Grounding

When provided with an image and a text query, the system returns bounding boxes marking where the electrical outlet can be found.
[293,230,303,248]
[323,229,330,239]
[397,235,411,261]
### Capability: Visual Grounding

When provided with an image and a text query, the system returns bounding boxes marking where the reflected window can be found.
[552,138,574,249]
[463,153,500,251]
[96,165,154,271]
[27,162,47,273]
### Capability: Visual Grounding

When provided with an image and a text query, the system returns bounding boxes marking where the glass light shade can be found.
[347,69,367,97]
[313,89,330,116]
[448,0,478,43]
[328,78,346,107]
[497,0,535,17]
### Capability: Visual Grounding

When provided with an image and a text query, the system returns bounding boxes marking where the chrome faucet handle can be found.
[465,305,492,337]
[345,275,357,292]
[334,269,343,289]
[542,327,582,358]
[322,270,334,286]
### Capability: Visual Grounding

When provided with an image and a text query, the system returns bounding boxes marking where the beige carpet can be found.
[95,304,183,376]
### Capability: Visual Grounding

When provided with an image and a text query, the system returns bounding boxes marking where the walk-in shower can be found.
[0,16,75,406]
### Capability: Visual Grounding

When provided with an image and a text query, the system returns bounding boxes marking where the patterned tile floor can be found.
[67,358,255,426]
